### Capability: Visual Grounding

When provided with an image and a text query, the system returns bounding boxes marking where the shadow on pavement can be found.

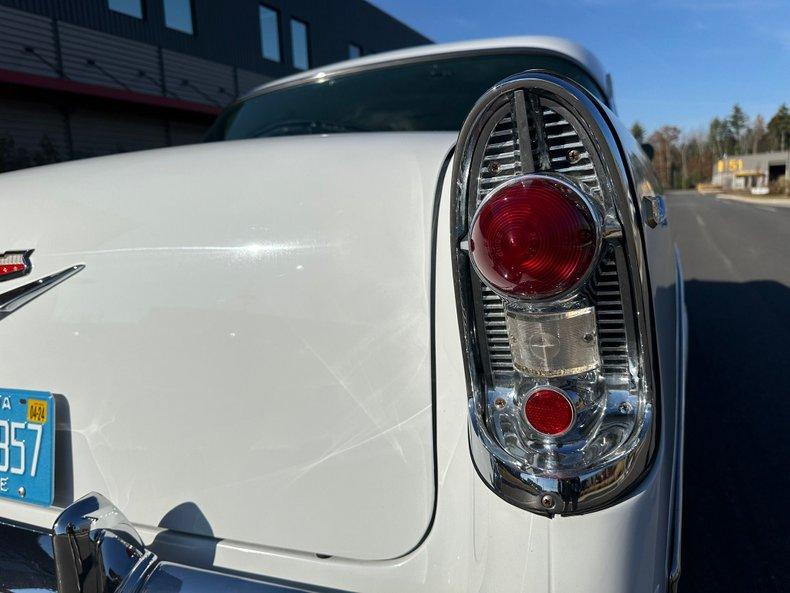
[680,280,789,593]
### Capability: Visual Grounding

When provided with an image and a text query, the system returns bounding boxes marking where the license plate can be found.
[0,389,55,506]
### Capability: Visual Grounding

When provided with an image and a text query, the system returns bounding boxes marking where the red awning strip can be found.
[0,68,222,116]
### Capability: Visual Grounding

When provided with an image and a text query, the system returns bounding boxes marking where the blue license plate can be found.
[0,389,55,506]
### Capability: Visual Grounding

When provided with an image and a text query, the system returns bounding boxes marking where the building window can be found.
[259,5,281,62]
[164,0,194,34]
[348,43,362,59]
[108,0,143,18]
[290,18,309,70]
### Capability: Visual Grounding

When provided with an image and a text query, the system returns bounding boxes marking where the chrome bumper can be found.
[1,492,343,593]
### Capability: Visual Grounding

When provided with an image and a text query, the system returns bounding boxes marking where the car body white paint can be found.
[0,37,683,593]
[0,157,683,592]
[0,133,453,560]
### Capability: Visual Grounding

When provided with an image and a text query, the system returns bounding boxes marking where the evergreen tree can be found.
[630,121,645,143]
[728,104,748,153]
[708,118,731,157]
[767,104,790,151]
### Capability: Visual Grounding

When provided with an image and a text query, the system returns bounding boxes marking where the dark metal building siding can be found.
[169,119,207,145]
[0,5,58,77]
[0,88,208,161]
[0,5,241,110]
[277,0,431,64]
[59,21,163,94]
[69,107,168,157]
[0,96,67,155]
[162,49,235,107]
[0,0,430,172]
[237,68,272,96]
[0,0,431,75]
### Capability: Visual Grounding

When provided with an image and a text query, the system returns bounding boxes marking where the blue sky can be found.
[371,0,790,135]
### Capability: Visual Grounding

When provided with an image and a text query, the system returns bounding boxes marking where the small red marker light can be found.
[524,388,574,436]
[0,263,26,276]
[0,251,31,281]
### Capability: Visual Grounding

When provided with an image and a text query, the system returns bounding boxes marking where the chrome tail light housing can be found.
[451,72,657,515]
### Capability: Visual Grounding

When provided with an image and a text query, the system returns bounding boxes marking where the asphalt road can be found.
[668,191,790,593]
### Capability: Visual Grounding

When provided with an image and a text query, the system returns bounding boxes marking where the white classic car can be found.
[0,37,686,593]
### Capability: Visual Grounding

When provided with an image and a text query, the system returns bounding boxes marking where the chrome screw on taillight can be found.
[540,494,556,510]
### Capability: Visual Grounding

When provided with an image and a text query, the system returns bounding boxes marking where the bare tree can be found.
[750,115,766,154]
[648,126,681,187]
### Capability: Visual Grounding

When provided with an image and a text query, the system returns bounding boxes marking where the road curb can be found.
[713,193,790,208]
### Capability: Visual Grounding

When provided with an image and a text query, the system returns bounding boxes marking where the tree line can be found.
[631,103,790,190]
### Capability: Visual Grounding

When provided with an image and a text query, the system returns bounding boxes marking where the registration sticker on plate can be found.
[0,389,55,506]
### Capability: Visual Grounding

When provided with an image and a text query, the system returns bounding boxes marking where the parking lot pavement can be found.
[667,191,789,593]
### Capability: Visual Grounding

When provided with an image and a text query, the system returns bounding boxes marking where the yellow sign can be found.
[27,399,48,424]
[718,159,745,173]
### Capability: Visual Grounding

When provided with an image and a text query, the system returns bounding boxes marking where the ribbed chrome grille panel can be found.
[590,248,629,376]
[473,103,628,382]
[539,108,601,190]
[476,114,520,374]
[482,288,512,374]
[477,116,519,205]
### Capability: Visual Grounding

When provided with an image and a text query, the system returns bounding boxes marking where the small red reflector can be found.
[469,176,597,300]
[0,252,31,281]
[524,388,574,436]
[0,263,26,276]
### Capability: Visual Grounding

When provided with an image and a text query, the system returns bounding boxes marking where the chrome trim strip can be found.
[50,493,352,593]
[141,562,348,593]
[668,247,687,591]
[512,90,535,173]
[0,265,84,321]
[451,72,658,516]
[237,47,611,106]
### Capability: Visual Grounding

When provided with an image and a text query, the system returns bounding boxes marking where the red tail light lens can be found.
[469,176,598,300]
[524,388,574,436]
